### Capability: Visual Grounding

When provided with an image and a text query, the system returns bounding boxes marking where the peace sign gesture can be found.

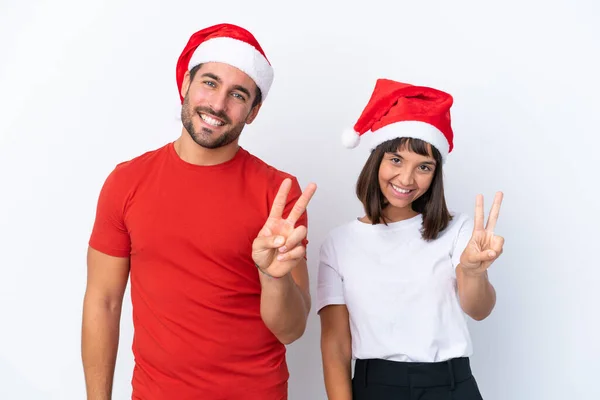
[252,178,317,279]
[459,192,505,275]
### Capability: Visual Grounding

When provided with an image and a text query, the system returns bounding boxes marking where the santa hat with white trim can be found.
[342,79,455,163]
[176,23,274,104]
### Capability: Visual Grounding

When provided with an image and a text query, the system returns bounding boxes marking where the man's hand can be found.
[252,178,317,278]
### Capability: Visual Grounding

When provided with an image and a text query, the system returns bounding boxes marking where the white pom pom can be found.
[341,128,360,148]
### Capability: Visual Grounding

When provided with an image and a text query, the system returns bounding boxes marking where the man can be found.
[81,23,316,400]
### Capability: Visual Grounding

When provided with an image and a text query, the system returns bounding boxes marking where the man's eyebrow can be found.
[200,73,251,98]
[200,72,221,82]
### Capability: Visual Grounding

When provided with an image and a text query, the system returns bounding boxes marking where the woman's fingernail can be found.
[274,236,284,246]
[277,254,285,261]
[279,246,287,253]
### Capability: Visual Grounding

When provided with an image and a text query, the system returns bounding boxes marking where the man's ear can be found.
[180,71,191,99]
[245,103,262,124]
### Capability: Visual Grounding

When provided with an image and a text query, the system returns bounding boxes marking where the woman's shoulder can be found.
[323,219,359,242]
[443,211,474,238]
[321,218,372,251]
[449,211,472,226]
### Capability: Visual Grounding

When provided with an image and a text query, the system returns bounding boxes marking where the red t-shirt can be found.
[89,143,308,400]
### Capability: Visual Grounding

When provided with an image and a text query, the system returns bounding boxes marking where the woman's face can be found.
[378,144,437,213]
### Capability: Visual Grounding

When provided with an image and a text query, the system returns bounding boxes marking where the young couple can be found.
[81,23,504,400]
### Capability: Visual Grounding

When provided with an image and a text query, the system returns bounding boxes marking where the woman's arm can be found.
[456,192,504,321]
[319,304,353,400]
[456,266,496,320]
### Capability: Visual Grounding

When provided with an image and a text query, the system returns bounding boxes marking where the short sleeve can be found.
[88,166,131,258]
[281,176,309,248]
[316,237,345,313]
[451,215,474,269]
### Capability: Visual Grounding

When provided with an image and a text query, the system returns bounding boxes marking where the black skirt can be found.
[352,357,484,400]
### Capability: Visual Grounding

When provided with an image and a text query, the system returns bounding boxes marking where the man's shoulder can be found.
[109,143,171,181]
[97,143,171,197]
[243,149,299,183]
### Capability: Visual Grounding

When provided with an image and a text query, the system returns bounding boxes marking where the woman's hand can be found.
[460,192,505,276]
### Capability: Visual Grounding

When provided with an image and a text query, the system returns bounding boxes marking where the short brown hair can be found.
[355,137,452,241]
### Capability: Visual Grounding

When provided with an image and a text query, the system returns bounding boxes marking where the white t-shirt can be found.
[317,212,474,363]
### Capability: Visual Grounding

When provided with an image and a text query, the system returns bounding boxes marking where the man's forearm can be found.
[457,266,496,321]
[81,297,122,400]
[259,273,310,345]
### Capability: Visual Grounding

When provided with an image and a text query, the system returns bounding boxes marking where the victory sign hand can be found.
[460,192,505,275]
[252,178,317,278]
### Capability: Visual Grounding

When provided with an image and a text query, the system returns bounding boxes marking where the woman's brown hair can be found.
[355,137,452,241]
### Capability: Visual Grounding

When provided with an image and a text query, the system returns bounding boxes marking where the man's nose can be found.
[208,90,228,113]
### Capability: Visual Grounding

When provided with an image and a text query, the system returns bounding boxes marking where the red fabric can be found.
[353,78,455,152]
[89,143,308,400]
[176,23,271,103]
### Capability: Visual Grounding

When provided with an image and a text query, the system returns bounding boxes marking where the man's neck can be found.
[174,133,240,166]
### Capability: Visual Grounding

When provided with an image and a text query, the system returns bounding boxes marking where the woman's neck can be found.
[359,205,419,224]
[382,205,419,223]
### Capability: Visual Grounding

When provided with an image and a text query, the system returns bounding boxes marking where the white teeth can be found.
[392,184,411,194]
[200,114,225,127]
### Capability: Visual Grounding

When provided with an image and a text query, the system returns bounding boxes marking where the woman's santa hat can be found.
[343,79,455,163]
[176,23,274,104]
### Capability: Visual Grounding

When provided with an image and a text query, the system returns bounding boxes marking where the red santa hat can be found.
[176,23,274,104]
[343,79,455,163]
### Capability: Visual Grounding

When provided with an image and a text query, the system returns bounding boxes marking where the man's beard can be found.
[181,96,245,149]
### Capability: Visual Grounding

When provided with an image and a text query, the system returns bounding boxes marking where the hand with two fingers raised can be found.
[252,178,317,279]
[459,192,505,276]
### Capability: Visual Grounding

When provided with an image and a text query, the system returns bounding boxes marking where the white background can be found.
[1,0,599,399]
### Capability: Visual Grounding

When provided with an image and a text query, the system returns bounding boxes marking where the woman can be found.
[317,78,504,400]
